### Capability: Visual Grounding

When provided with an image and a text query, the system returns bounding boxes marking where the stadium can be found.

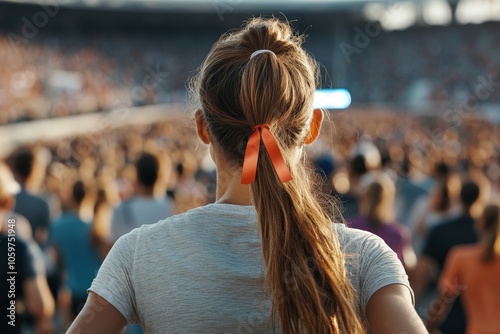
[0,0,499,333]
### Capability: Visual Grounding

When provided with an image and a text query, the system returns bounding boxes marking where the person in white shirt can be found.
[108,152,174,244]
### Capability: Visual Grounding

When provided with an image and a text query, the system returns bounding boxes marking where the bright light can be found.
[333,172,350,194]
[456,0,500,24]
[362,1,418,31]
[456,0,489,24]
[423,0,452,26]
[313,89,352,109]
[382,2,418,30]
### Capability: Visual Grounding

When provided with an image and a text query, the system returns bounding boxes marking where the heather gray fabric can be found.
[89,203,412,333]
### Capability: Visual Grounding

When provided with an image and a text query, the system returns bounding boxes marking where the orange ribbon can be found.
[241,124,293,184]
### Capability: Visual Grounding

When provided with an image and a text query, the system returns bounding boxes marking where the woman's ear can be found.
[195,110,211,144]
[304,109,324,144]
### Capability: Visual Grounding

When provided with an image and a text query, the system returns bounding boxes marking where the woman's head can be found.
[359,172,396,226]
[193,17,319,168]
[192,18,362,333]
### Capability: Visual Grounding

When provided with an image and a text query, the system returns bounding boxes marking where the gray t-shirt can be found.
[89,203,412,333]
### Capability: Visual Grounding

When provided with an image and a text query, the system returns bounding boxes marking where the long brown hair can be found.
[481,203,500,262]
[191,18,362,333]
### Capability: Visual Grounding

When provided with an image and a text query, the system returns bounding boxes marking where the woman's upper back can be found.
[89,203,411,333]
[440,244,500,333]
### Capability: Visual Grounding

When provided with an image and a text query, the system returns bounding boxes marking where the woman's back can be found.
[440,244,500,334]
[90,204,411,333]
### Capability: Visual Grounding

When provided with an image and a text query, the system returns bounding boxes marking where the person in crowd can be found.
[48,180,102,328]
[10,148,51,246]
[170,162,209,213]
[414,180,482,334]
[108,152,174,244]
[0,234,55,334]
[69,17,426,333]
[408,162,461,254]
[395,157,429,227]
[0,161,55,334]
[349,173,416,272]
[339,154,368,219]
[426,203,500,333]
[0,162,33,239]
[9,148,64,310]
[91,188,114,259]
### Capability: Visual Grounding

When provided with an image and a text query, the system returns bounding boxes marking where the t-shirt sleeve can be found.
[359,234,414,315]
[438,248,462,296]
[88,228,139,323]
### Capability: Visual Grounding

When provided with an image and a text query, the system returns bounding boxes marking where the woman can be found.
[408,162,460,254]
[68,18,426,333]
[349,173,416,272]
[427,203,500,333]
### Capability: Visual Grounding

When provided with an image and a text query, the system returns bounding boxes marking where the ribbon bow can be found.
[241,124,293,184]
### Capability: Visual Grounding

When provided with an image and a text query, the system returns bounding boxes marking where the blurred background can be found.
[0,0,499,333]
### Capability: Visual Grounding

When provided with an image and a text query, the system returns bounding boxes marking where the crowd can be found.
[1,20,500,125]
[345,22,500,105]
[0,109,499,333]
[0,32,216,125]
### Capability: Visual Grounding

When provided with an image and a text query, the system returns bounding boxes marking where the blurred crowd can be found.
[346,22,500,105]
[1,21,500,125]
[1,110,499,333]
[0,117,213,334]
[313,111,500,333]
[0,32,215,125]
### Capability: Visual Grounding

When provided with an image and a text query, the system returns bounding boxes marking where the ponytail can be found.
[252,155,361,333]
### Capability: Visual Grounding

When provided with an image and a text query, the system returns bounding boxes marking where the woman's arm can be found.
[366,284,428,334]
[66,292,127,334]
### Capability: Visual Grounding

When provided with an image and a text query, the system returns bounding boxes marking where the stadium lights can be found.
[313,89,352,109]
[456,0,500,24]
[363,2,417,30]
[422,0,452,26]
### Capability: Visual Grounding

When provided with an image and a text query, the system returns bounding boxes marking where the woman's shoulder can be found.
[334,223,392,256]
[334,224,412,315]
[448,243,482,260]
[334,224,399,272]
[335,223,408,276]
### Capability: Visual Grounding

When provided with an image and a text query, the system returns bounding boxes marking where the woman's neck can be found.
[214,157,252,206]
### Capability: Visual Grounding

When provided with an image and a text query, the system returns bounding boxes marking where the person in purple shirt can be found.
[349,172,416,272]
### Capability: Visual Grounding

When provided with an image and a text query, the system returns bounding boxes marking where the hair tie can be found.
[250,49,275,59]
[241,124,292,184]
